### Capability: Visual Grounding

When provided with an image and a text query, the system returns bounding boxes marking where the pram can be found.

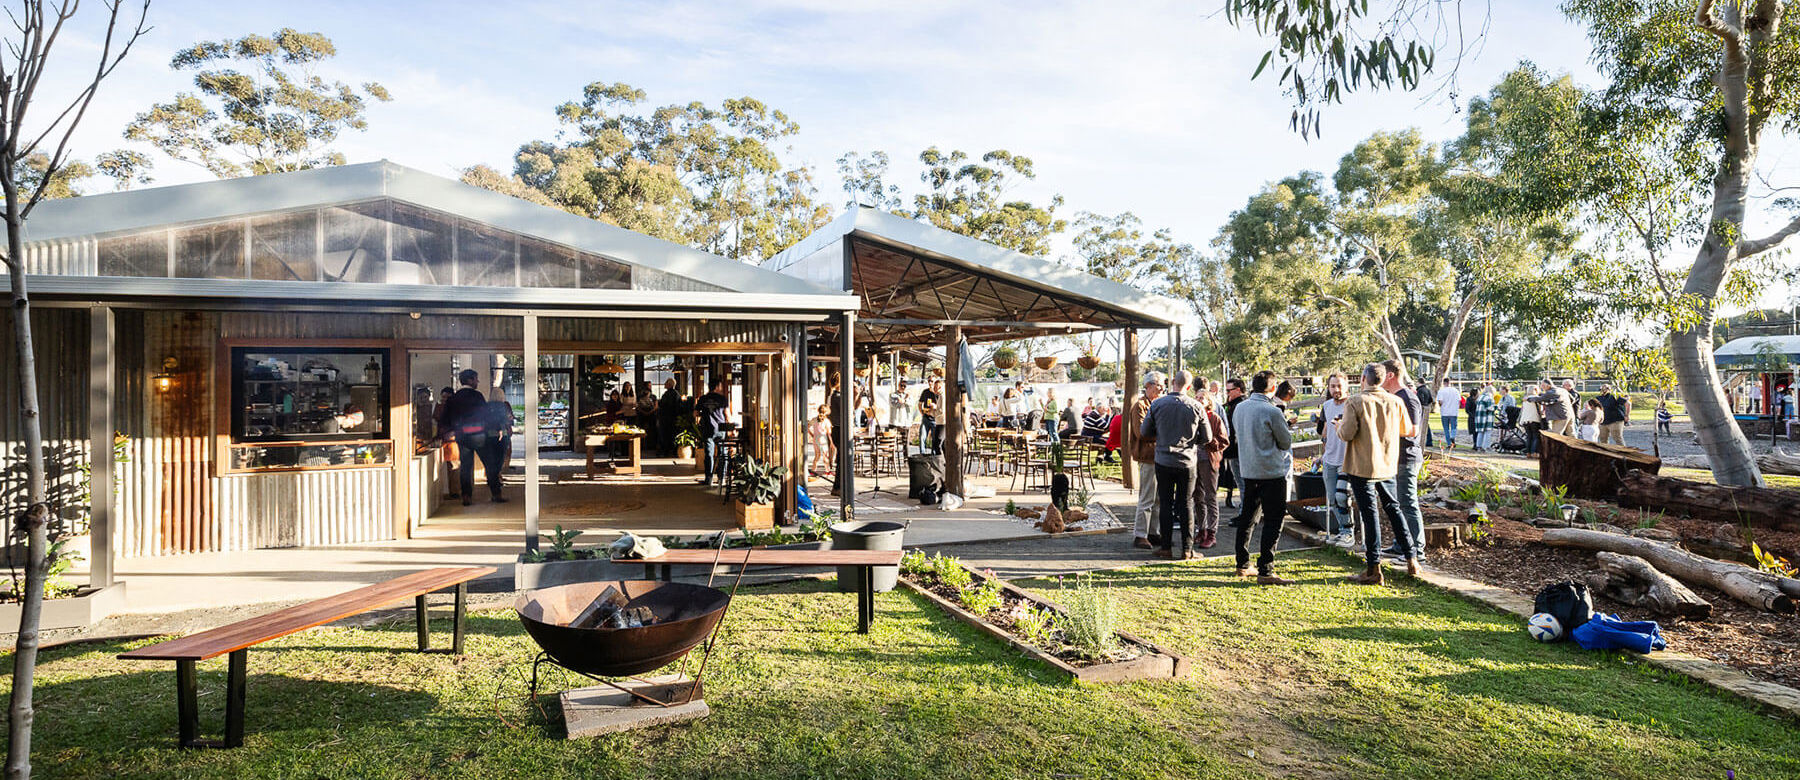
[1493,405,1528,454]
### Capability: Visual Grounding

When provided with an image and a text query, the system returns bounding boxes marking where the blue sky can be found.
[34,0,1800,312]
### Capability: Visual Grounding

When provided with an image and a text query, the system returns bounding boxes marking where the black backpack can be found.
[1533,581,1594,634]
[918,485,939,505]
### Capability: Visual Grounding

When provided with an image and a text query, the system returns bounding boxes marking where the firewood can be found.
[1617,470,1800,532]
[1542,527,1795,614]
[1591,551,1712,619]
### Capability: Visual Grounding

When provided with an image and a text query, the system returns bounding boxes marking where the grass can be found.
[7,552,1799,779]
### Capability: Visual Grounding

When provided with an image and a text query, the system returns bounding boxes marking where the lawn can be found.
[8,550,1798,779]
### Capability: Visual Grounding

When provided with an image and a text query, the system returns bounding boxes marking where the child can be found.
[1655,401,1673,435]
[807,404,834,477]
[1577,398,1601,442]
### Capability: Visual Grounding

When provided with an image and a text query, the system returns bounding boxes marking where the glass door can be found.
[502,355,575,452]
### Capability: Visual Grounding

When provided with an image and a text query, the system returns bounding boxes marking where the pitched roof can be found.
[23,160,841,298]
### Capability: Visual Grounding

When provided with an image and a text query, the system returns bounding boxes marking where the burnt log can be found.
[1537,431,1660,500]
[1588,551,1712,620]
[1542,527,1795,614]
[1617,469,1800,532]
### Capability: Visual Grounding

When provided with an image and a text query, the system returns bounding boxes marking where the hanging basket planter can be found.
[992,350,1018,370]
[1077,355,1100,370]
[1035,356,1060,370]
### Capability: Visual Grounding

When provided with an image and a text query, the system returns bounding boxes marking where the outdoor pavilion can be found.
[0,160,859,610]
[765,206,1190,505]
[1716,335,1800,416]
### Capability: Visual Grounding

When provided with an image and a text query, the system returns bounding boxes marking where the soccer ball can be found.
[1527,613,1563,643]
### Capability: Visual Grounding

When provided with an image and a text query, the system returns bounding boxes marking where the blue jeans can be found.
[702,434,728,485]
[1320,462,1351,535]
[1440,414,1459,446]
[1393,460,1424,556]
[1346,474,1414,562]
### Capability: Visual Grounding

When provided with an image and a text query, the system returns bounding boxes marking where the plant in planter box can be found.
[1056,574,1120,659]
[730,455,787,530]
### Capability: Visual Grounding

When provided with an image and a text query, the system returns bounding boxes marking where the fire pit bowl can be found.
[516,580,729,677]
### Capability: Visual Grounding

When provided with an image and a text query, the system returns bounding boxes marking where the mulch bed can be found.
[1428,516,1800,690]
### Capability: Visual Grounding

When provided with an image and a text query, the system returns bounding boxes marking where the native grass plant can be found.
[1056,574,1121,660]
[1416,458,1432,483]
[1520,483,1570,519]
[1636,508,1665,530]
[1072,485,1093,510]
[521,525,600,563]
[1467,510,1495,546]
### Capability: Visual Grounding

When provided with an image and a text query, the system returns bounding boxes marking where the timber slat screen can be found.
[119,565,495,749]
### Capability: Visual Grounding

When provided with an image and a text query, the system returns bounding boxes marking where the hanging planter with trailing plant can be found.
[992,348,1018,370]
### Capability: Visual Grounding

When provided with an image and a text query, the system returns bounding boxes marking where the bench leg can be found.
[858,567,874,634]
[175,651,248,749]
[224,650,247,748]
[452,583,468,655]
[644,563,655,580]
[416,594,430,652]
[177,659,198,747]
[661,564,672,582]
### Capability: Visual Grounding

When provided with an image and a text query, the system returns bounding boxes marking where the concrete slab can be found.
[561,675,708,738]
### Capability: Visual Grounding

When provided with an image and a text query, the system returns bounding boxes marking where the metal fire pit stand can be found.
[530,539,748,709]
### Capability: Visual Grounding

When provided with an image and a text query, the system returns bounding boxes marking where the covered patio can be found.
[766,206,1190,507]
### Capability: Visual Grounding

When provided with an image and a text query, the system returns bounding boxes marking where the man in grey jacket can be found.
[1140,370,1209,559]
[1231,370,1295,585]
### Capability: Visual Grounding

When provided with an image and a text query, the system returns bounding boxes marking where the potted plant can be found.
[992,347,1018,370]
[1035,355,1060,370]
[729,455,787,531]
[674,429,698,462]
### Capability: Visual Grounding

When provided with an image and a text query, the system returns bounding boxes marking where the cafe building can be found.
[0,161,858,592]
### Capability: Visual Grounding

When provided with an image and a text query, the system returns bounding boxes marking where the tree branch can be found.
[1739,212,1800,257]
[1696,0,1743,41]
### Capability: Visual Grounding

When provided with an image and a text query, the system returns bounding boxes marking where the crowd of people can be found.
[1130,359,1428,585]
[1428,378,1635,456]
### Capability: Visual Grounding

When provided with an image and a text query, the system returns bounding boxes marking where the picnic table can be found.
[617,548,904,634]
[119,566,495,748]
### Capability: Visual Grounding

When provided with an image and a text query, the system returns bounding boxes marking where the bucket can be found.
[830,520,905,593]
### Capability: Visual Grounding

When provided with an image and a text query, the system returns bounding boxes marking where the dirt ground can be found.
[1416,452,1800,689]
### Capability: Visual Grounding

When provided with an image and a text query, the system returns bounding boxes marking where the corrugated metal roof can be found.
[765,206,1191,328]
[22,160,844,298]
[1716,335,1800,366]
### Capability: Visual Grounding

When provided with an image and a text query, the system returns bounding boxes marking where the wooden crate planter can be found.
[734,500,775,531]
[901,565,1186,683]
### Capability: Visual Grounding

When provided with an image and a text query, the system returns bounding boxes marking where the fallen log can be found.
[1618,469,1800,532]
[1541,527,1795,614]
[1756,449,1800,477]
[1538,431,1660,500]
[1588,551,1712,620]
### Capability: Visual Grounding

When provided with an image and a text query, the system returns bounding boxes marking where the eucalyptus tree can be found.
[125,28,390,178]
[910,147,1066,256]
[3,6,152,777]
[465,82,828,263]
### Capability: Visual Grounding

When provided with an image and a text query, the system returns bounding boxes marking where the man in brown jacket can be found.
[1128,372,1164,549]
[1337,363,1418,584]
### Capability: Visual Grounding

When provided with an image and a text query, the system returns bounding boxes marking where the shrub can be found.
[1056,574,1119,660]
[1014,606,1057,646]
[960,579,1004,615]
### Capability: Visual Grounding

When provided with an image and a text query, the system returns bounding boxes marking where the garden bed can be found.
[1413,456,1800,690]
[898,552,1186,682]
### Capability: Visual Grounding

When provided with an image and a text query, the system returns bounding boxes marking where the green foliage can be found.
[1223,0,1444,139]
[1055,574,1120,660]
[126,29,391,178]
[1003,498,1017,516]
[1750,542,1798,578]
[730,455,787,506]
[1636,509,1664,530]
[959,579,1004,616]
[1012,605,1057,646]
[465,82,829,263]
[673,430,698,450]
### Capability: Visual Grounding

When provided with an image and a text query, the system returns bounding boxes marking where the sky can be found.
[25,0,1799,314]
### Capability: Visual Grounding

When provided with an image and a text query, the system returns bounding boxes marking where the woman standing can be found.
[1577,398,1601,441]
[1470,388,1495,451]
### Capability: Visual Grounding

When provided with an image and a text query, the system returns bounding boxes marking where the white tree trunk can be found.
[1433,287,1484,390]
[5,191,50,780]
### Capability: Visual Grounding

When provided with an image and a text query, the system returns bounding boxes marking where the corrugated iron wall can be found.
[22,237,97,275]
[0,307,91,539]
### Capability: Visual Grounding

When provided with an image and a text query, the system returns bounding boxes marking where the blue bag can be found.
[795,483,816,519]
[1570,612,1667,653]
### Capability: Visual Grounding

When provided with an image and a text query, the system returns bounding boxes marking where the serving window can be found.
[227,347,391,472]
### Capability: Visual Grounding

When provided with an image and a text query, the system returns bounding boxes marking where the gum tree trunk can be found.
[1432,286,1484,390]
[4,176,50,780]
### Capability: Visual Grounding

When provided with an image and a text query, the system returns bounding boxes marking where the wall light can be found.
[154,356,178,392]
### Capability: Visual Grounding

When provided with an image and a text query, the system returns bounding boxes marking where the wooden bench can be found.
[618,549,904,634]
[119,566,496,749]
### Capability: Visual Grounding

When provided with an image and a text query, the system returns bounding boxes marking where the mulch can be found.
[1429,516,1800,690]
